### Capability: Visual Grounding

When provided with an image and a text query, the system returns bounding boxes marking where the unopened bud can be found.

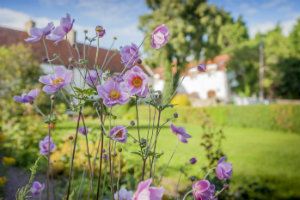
[103,154,108,159]
[42,56,48,62]
[69,57,75,63]
[68,65,74,70]
[50,95,55,100]
[113,152,117,157]
[113,36,117,40]
[136,58,142,64]
[173,112,178,118]
[148,84,152,88]
[72,43,76,48]
[130,120,135,126]
[141,139,147,144]
[84,29,88,33]
[118,147,122,152]
[190,176,196,182]
[69,136,73,140]
[93,102,99,108]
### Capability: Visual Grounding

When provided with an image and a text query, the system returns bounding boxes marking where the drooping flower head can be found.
[124,66,148,97]
[97,79,130,107]
[151,24,171,49]
[192,180,215,200]
[79,126,88,135]
[25,22,54,43]
[110,125,128,143]
[197,63,206,72]
[170,121,192,143]
[114,188,133,200]
[13,88,40,103]
[95,25,106,38]
[132,178,164,200]
[39,66,72,93]
[86,70,102,87]
[216,156,233,180]
[30,181,45,196]
[120,43,139,68]
[39,136,56,155]
[47,13,75,45]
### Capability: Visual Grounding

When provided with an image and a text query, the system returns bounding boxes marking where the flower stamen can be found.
[109,89,120,100]
[132,76,142,88]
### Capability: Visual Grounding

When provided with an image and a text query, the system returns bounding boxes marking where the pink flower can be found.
[25,22,54,43]
[114,188,133,200]
[95,25,106,37]
[193,180,215,200]
[132,178,164,200]
[124,66,148,97]
[47,13,74,45]
[39,136,56,155]
[13,88,40,103]
[216,156,233,180]
[97,79,130,107]
[170,121,192,143]
[30,181,45,196]
[39,66,72,93]
[151,24,171,49]
[86,70,102,87]
[120,43,139,68]
[110,125,128,143]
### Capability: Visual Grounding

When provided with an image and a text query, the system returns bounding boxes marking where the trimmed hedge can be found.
[122,104,300,133]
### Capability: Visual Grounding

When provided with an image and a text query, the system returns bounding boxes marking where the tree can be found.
[139,0,232,101]
[289,19,300,57]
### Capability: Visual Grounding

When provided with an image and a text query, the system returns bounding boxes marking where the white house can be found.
[152,55,231,106]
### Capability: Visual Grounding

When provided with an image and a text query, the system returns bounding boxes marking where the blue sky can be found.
[0,0,299,49]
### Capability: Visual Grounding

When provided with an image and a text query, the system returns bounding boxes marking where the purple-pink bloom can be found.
[216,156,233,180]
[39,66,72,93]
[86,70,102,86]
[170,122,192,143]
[112,74,124,83]
[30,181,45,196]
[110,125,128,143]
[25,22,54,43]
[39,136,56,155]
[124,66,148,97]
[97,79,130,107]
[151,24,171,49]
[114,188,133,200]
[197,63,206,72]
[79,126,88,135]
[120,43,139,68]
[192,180,215,200]
[132,178,164,200]
[190,157,197,165]
[13,88,40,103]
[47,13,74,45]
[95,25,106,37]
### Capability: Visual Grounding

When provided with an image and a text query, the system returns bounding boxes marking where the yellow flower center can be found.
[109,90,120,100]
[132,76,142,88]
[52,78,63,85]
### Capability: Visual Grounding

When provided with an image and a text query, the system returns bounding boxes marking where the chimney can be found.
[25,20,35,35]
[67,29,76,45]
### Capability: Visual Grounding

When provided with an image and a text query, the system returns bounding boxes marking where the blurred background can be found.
[0,0,299,199]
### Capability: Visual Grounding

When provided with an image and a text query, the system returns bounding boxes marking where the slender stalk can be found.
[101,162,108,200]
[203,167,216,180]
[66,107,82,200]
[176,163,188,194]
[96,101,105,200]
[117,149,121,199]
[159,140,179,184]
[149,109,162,178]
[183,189,193,200]
[94,35,100,66]
[46,99,53,200]
[77,166,87,200]
[50,163,56,200]
[108,108,115,200]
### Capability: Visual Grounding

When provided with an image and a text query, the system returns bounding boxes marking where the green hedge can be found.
[123,104,300,133]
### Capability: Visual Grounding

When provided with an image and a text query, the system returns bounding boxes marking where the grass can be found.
[54,119,300,199]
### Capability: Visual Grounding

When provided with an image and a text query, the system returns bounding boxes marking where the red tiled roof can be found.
[0,26,150,75]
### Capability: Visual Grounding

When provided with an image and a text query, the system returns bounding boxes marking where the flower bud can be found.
[50,95,55,100]
[197,63,206,72]
[113,36,117,40]
[103,154,108,159]
[68,65,74,70]
[223,184,229,189]
[141,138,147,144]
[189,157,197,165]
[72,43,76,48]
[102,149,106,153]
[190,176,196,182]
[93,102,99,108]
[69,57,75,63]
[173,112,178,118]
[84,29,88,33]
[42,56,48,62]
[69,136,73,140]
[130,120,135,126]
[148,84,152,88]
[136,58,142,64]
[113,152,117,157]
[118,147,122,152]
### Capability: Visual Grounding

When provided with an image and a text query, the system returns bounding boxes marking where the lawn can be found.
[54,119,300,199]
